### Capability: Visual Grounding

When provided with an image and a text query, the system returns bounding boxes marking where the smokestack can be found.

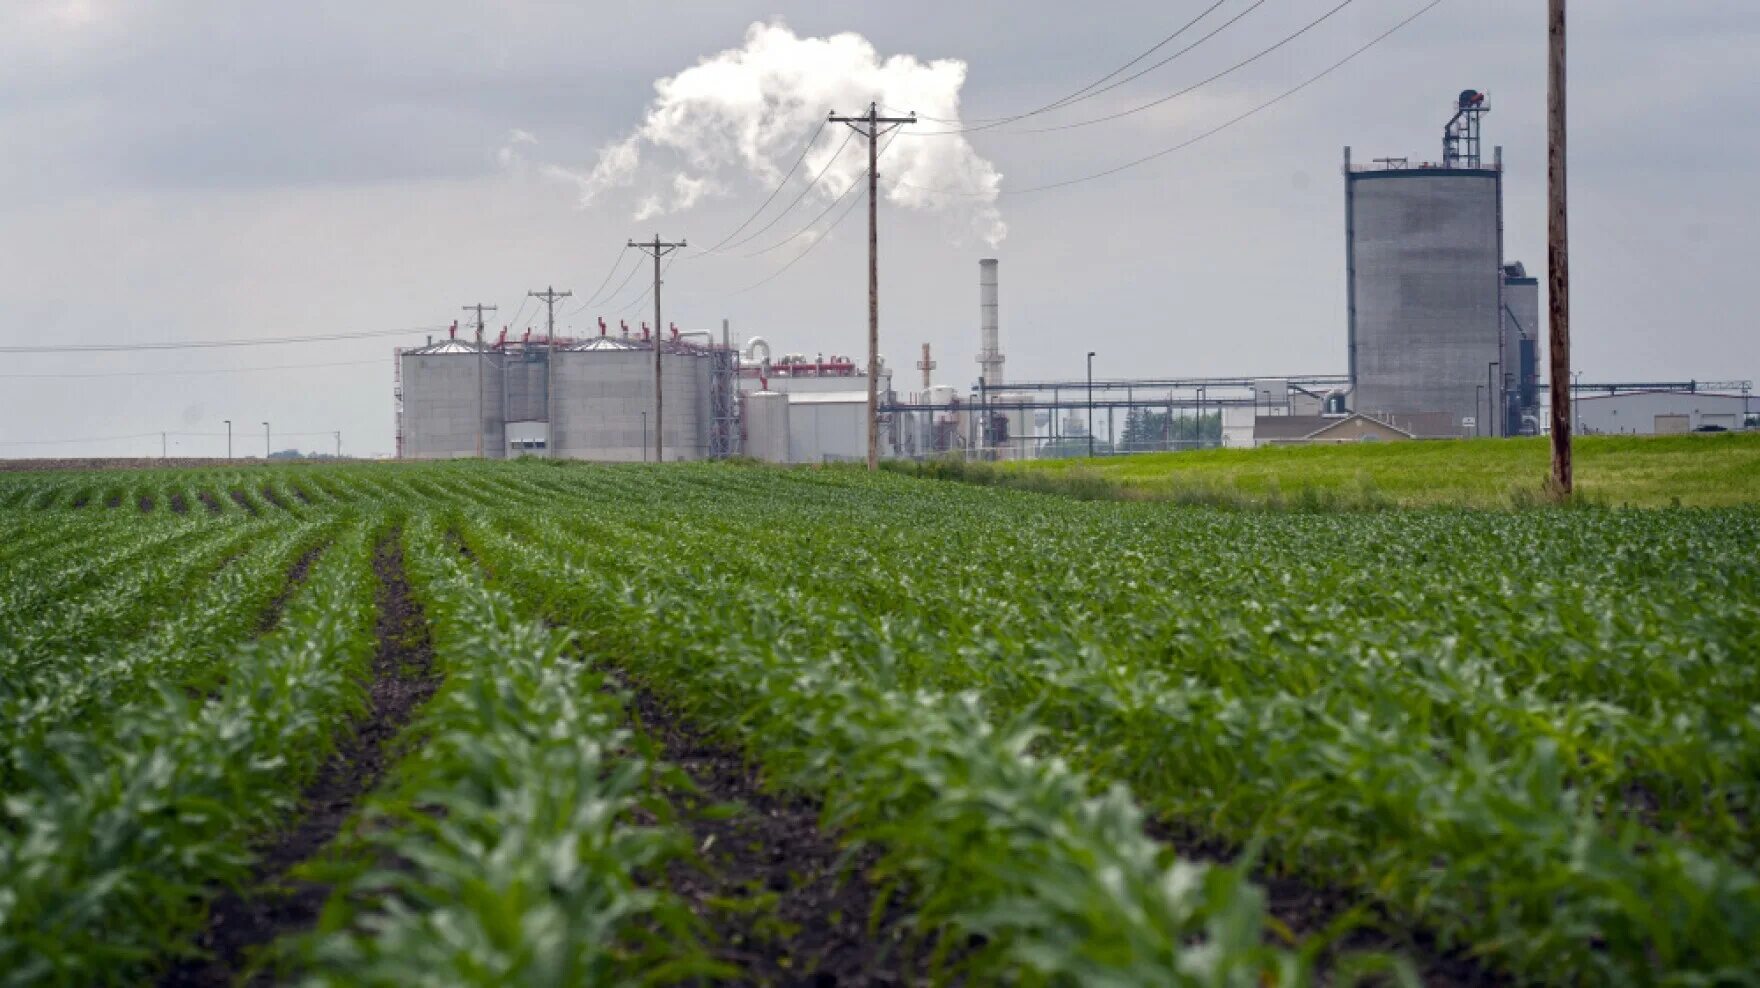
[977,258,1004,387]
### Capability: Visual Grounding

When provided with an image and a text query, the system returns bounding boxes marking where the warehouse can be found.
[1571,389,1752,436]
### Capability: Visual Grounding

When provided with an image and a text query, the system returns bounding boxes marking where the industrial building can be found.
[1345,90,1539,437]
[396,92,1748,464]
[397,322,736,461]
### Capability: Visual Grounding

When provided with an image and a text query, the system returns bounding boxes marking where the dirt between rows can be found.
[1143,819,1503,987]
[159,534,439,988]
[254,544,325,634]
[626,685,930,987]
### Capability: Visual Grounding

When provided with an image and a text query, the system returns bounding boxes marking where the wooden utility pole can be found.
[463,303,497,458]
[529,285,572,457]
[1547,0,1572,495]
[627,237,685,463]
[829,102,915,470]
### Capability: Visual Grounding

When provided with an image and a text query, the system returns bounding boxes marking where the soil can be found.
[197,491,223,515]
[260,487,287,510]
[255,545,325,634]
[170,493,190,515]
[1142,820,1503,986]
[627,686,928,987]
[70,491,91,508]
[291,486,313,504]
[228,490,259,516]
[158,534,440,987]
[139,495,156,513]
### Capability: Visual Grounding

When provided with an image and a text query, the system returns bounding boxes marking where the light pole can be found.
[1488,361,1501,437]
[1572,370,1582,434]
[1086,351,1096,458]
[224,420,232,460]
[262,421,270,459]
[1476,386,1485,436]
[641,412,648,462]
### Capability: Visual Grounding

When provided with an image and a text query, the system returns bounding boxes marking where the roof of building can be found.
[1254,413,1416,442]
[564,337,648,352]
[403,339,489,355]
[1251,415,1341,441]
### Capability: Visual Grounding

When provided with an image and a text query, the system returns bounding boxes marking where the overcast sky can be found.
[1,0,1753,457]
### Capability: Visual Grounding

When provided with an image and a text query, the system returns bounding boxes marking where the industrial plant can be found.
[395,91,1751,463]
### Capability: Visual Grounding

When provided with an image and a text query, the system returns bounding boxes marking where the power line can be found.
[894,0,1235,126]
[910,0,1445,198]
[0,358,385,380]
[719,129,903,298]
[682,129,858,259]
[915,0,1261,135]
[0,429,341,446]
[691,119,830,256]
[1005,0,1353,135]
[563,245,635,318]
[0,324,448,354]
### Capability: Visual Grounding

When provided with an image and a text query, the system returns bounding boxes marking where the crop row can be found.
[440,463,1760,985]
[0,522,378,985]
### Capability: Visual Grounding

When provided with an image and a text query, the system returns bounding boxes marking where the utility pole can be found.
[627,237,685,463]
[335,431,341,458]
[224,419,232,460]
[1547,0,1572,495]
[262,421,270,458]
[829,102,915,471]
[529,286,572,457]
[463,303,497,458]
[161,432,167,460]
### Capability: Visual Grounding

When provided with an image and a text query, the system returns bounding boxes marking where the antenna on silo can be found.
[1443,89,1489,168]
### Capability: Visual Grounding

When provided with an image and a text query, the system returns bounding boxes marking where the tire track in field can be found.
[160,533,439,987]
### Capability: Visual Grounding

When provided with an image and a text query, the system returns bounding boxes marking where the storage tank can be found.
[744,391,791,463]
[1345,94,1503,438]
[550,338,712,461]
[1502,263,1541,432]
[399,341,504,458]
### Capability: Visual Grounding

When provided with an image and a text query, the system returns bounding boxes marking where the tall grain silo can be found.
[550,338,712,461]
[1346,90,1505,437]
[399,339,505,458]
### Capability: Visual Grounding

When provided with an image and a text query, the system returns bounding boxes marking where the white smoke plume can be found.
[549,20,1006,245]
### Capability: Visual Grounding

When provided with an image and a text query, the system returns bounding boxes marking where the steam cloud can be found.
[545,21,1006,245]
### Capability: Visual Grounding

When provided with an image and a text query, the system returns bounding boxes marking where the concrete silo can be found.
[399,340,505,458]
[1346,90,1505,437]
[550,338,713,461]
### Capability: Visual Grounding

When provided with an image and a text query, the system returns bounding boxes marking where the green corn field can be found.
[1,460,1757,986]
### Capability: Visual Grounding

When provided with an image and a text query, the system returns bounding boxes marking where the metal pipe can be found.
[1087,351,1096,458]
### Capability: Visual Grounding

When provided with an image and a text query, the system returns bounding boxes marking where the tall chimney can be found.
[977,258,1004,387]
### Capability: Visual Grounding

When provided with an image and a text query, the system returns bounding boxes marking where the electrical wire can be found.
[688,120,830,257]
[0,429,340,446]
[0,325,448,354]
[721,130,901,298]
[1006,0,1352,135]
[890,0,1235,126]
[914,0,1445,198]
[0,357,386,380]
[915,0,1265,136]
[563,245,635,318]
[683,129,857,258]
